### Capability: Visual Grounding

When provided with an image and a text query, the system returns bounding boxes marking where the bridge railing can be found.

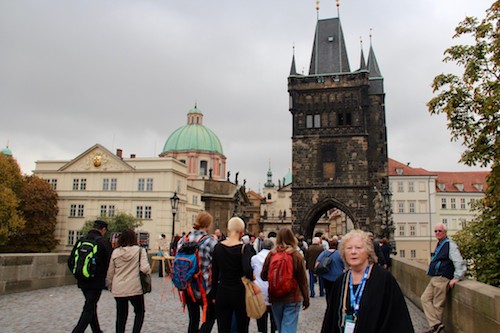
[391,256,499,333]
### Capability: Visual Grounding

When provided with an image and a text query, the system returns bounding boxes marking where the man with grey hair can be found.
[366,231,385,267]
[421,223,465,333]
[251,239,276,333]
[306,237,324,297]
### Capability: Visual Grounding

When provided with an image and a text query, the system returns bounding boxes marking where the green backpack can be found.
[68,237,100,280]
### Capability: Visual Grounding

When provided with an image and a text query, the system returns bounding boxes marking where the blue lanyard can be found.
[349,265,370,315]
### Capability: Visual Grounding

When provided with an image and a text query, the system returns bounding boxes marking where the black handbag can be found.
[314,251,334,275]
[138,248,152,294]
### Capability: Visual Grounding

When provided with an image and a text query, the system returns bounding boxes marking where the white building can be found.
[389,158,488,263]
[34,144,204,251]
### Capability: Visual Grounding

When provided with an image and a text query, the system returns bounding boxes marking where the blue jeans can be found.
[271,302,301,333]
[308,270,316,297]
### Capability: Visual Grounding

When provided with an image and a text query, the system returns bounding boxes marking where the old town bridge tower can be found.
[288,15,389,238]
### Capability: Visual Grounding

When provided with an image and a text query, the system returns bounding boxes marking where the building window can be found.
[80,179,86,190]
[397,181,404,192]
[109,205,115,217]
[73,178,86,191]
[136,206,144,219]
[144,206,152,219]
[314,114,321,128]
[138,178,145,191]
[337,110,352,126]
[408,181,414,192]
[68,230,75,245]
[409,201,416,213]
[451,198,456,209]
[200,161,208,176]
[102,178,109,191]
[410,225,416,236]
[100,205,107,217]
[70,204,77,217]
[192,195,198,205]
[411,250,416,258]
[398,202,404,213]
[267,193,272,200]
[399,225,405,236]
[146,178,153,191]
[441,198,447,209]
[110,178,117,191]
[306,115,313,128]
[77,204,84,217]
[73,179,79,191]
[442,218,448,226]
[47,179,57,190]
[460,198,466,209]
[400,250,405,258]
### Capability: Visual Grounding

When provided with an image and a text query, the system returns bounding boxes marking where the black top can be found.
[211,243,253,296]
[321,265,414,333]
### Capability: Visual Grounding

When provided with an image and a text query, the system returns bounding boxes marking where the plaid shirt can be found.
[177,230,217,293]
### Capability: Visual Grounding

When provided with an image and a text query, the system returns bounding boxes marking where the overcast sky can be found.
[0,0,491,192]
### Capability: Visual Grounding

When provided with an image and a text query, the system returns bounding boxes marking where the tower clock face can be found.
[93,155,102,167]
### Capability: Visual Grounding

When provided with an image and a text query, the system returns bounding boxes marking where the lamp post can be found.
[170,192,180,242]
[382,185,393,240]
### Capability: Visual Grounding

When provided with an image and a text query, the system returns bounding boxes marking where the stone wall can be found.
[392,257,500,333]
[0,253,75,294]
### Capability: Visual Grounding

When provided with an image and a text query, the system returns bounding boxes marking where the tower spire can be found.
[359,37,366,70]
[290,44,298,76]
[336,0,340,18]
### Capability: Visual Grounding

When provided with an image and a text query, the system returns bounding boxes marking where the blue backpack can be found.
[171,233,210,321]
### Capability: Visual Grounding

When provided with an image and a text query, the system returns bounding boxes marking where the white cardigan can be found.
[106,245,151,297]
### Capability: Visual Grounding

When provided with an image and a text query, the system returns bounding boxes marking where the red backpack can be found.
[267,248,297,298]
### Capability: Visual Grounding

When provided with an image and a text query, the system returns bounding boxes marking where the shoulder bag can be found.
[139,248,152,294]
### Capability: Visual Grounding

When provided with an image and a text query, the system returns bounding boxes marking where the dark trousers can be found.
[115,295,145,333]
[322,278,334,304]
[256,306,277,333]
[72,288,102,333]
[215,287,249,333]
[186,293,216,333]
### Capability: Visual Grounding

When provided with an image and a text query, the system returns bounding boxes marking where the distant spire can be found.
[359,37,366,70]
[367,30,382,78]
[336,0,340,18]
[264,160,275,188]
[290,45,298,76]
[316,1,320,20]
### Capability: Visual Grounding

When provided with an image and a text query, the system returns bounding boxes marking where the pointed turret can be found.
[264,162,275,188]
[359,48,367,71]
[290,53,298,76]
[367,43,384,94]
[367,45,382,78]
[309,18,350,75]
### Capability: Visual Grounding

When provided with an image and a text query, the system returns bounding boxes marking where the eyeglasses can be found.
[434,230,443,233]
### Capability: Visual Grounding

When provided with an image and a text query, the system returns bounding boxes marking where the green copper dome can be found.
[162,106,224,155]
[1,146,12,156]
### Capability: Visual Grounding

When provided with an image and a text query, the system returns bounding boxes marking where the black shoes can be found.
[422,323,445,333]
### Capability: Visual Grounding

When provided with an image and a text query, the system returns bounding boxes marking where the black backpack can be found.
[314,251,334,275]
[68,236,100,280]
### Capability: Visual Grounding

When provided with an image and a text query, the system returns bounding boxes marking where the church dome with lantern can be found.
[160,105,226,180]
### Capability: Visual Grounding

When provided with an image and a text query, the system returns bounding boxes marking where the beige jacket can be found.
[106,245,151,297]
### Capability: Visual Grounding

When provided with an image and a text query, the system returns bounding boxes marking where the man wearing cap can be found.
[70,220,112,333]
[421,223,466,333]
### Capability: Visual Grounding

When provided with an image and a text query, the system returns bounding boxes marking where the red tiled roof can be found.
[434,171,489,193]
[388,158,435,176]
[388,158,489,193]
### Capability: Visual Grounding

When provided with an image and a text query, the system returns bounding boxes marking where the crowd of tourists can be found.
[68,214,465,333]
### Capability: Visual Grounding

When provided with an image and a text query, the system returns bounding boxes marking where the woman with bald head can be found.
[211,217,254,333]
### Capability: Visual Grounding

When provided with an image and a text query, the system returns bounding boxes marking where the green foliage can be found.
[81,212,143,238]
[0,155,25,245]
[428,2,500,286]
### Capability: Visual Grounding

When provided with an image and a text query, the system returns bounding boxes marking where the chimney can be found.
[116,149,123,158]
[130,154,136,158]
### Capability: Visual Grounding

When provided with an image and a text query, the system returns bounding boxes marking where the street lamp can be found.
[170,192,180,242]
[382,185,393,240]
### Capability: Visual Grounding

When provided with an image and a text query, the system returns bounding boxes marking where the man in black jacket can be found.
[69,220,112,333]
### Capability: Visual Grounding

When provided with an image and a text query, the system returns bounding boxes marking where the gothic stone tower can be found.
[289,17,388,238]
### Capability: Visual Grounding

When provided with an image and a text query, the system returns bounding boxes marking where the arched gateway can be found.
[289,15,389,239]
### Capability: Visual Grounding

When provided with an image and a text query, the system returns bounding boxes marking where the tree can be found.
[427,1,500,286]
[0,154,25,245]
[81,212,143,237]
[3,176,60,252]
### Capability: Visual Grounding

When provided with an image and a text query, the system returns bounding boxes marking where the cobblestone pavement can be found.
[0,276,428,333]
